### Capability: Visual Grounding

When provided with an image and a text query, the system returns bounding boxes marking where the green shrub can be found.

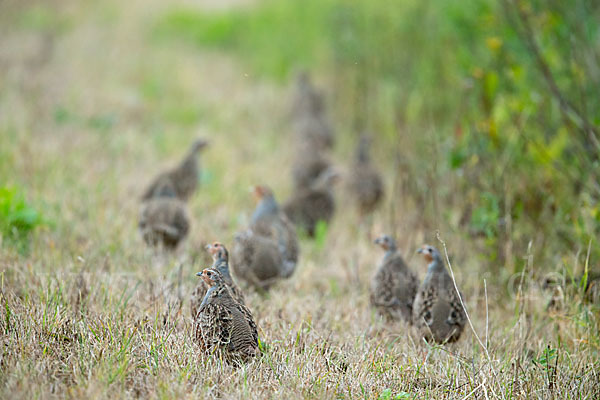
[0,186,43,253]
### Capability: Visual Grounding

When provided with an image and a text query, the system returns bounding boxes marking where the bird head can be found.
[417,244,439,263]
[374,235,395,251]
[205,241,229,261]
[252,185,274,202]
[190,138,209,153]
[196,268,223,286]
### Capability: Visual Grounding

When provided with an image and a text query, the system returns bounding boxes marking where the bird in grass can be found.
[293,111,335,152]
[346,135,384,216]
[249,185,299,277]
[142,138,208,202]
[231,231,285,291]
[412,245,466,344]
[190,242,245,320]
[291,71,322,118]
[194,268,259,362]
[291,143,332,190]
[230,186,299,290]
[138,193,190,250]
[291,72,335,151]
[370,235,418,323]
[283,168,339,237]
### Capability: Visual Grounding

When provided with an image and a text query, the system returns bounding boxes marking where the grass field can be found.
[1,0,599,398]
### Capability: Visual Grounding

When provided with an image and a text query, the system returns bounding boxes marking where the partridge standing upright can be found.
[231,230,285,290]
[346,135,384,216]
[290,72,334,151]
[412,245,466,344]
[293,111,334,151]
[291,71,322,119]
[230,186,299,290]
[193,268,259,362]
[190,242,245,320]
[142,138,208,202]
[249,185,299,277]
[370,235,418,323]
[291,142,331,190]
[138,190,190,250]
[283,168,339,237]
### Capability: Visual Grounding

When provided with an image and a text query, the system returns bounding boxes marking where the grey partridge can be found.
[190,242,245,320]
[291,72,334,151]
[346,135,384,216]
[142,138,208,202]
[370,235,418,323]
[412,245,466,344]
[291,143,331,189]
[291,71,322,118]
[293,111,335,152]
[231,231,284,290]
[193,268,259,362]
[249,185,299,277]
[138,196,190,250]
[283,168,339,237]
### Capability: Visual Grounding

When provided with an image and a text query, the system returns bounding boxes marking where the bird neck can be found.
[180,149,199,170]
[215,260,232,283]
[252,195,279,222]
[424,256,447,281]
[199,285,217,309]
[356,140,370,164]
[199,283,230,308]
[383,245,398,262]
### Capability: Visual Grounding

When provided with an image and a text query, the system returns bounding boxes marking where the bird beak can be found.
[205,244,212,250]
[373,238,382,245]
[196,271,203,277]
[417,248,424,254]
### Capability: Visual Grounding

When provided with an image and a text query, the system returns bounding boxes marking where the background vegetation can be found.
[0,0,598,398]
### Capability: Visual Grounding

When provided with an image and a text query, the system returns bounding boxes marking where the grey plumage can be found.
[283,168,339,237]
[142,138,208,202]
[346,135,384,216]
[193,268,259,362]
[231,186,300,290]
[190,242,245,320]
[138,196,190,250]
[231,231,284,290]
[370,235,418,323]
[291,144,331,190]
[249,186,299,277]
[412,245,466,344]
[291,72,334,151]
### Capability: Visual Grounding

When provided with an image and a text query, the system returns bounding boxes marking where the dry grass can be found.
[0,0,599,398]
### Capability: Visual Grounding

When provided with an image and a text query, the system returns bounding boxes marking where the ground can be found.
[0,0,598,398]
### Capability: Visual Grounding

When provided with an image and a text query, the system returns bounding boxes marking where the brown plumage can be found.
[231,231,283,290]
[249,185,299,277]
[138,197,190,250]
[142,138,208,202]
[283,169,339,237]
[291,72,334,151]
[346,135,384,216]
[291,71,325,120]
[412,245,466,344]
[291,143,331,189]
[193,268,259,362]
[370,235,418,323]
[231,186,299,290]
[293,112,334,151]
[190,242,245,320]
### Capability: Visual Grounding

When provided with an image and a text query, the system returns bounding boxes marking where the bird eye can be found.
[207,271,212,276]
